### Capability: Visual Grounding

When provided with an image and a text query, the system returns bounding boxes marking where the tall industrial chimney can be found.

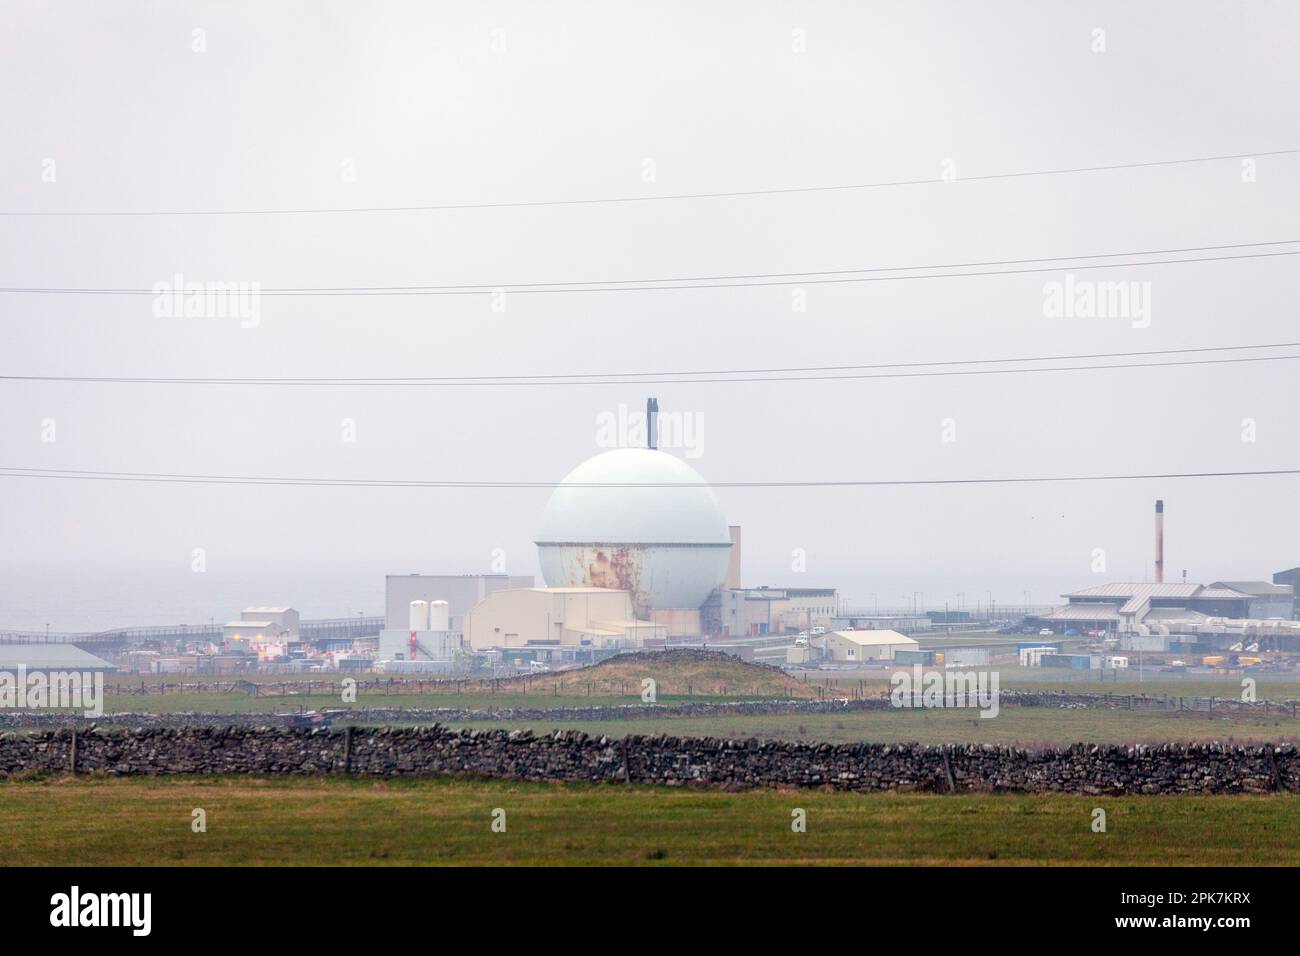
[646,397,659,450]
[1154,499,1164,584]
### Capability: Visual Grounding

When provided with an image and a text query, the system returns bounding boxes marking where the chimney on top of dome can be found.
[646,397,659,450]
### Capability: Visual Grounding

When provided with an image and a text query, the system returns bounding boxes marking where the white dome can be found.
[536,449,731,546]
[535,449,732,613]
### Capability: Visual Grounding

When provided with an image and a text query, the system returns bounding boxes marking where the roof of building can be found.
[1064,582,1203,601]
[1037,605,1120,621]
[0,644,116,670]
[1209,581,1293,596]
[1062,581,1267,615]
[242,606,294,613]
[829,629,918,646]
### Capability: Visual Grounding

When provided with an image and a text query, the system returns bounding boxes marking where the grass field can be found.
[98,667,1300,704]
[74,686,1300,748]
[98,691,659,714]
[1,776,1297,866]
[61,662,1300,751]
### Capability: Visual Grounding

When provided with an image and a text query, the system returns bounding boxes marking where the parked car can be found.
[1038,628,1054,636]
[1064,628,1080,636]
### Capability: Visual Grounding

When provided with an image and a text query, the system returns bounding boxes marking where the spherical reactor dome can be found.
[535,448,732,615]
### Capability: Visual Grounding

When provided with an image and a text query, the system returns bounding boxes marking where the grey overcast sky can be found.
[1,1,1298,628]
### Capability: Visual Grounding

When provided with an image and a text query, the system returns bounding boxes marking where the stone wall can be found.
[1,726,1295,794]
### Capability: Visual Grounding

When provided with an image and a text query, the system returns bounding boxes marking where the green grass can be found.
[999,672,1300,700]
[96,691,755,714]
[86,685,1300,747]
[99,667,1300,706]
[0,776,1295,865]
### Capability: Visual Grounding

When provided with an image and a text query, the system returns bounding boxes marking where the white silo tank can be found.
[429,600,450,632]
[408,600,429,631]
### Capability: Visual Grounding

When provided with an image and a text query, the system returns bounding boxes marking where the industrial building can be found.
[798,629,918,663]
[535,446,732,622]
[222,607,300,653]
[533,399,735,641]
[384,573,534,633]
[1273,567,1300,619]
[1031,580,1295,635]
[377,599,460,666]
[710,586,838,637]
[463,587,666,655]
[831,613,932,633]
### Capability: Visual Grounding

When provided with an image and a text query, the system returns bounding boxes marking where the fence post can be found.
[1267,744,1283,792]
[69,726,77,776]
[343,725,353,775]
[941,748,956,793]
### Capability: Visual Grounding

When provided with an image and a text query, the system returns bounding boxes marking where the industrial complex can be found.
[3,408,1295,681]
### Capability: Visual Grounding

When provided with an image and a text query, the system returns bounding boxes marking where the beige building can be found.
[464,587,666,651]
[813,629,917,662]
[774,588,838,633]
[223,606,300,651]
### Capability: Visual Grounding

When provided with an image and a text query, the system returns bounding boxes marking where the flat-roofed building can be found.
[813,629,918,663]
[464,587,665,652]
[714,586,838,637]
[1032,580,1296,634]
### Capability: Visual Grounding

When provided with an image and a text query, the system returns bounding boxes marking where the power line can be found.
[5,343,1299,386]
[0,466,1297,489]
[3,148,1296,217]
[3,241,1297,298]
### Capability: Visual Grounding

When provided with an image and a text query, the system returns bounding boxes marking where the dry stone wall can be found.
[1,726,1294,795]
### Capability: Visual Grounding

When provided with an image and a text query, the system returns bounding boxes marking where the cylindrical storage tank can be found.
[408,600,429,631]
[428,600,450,632]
